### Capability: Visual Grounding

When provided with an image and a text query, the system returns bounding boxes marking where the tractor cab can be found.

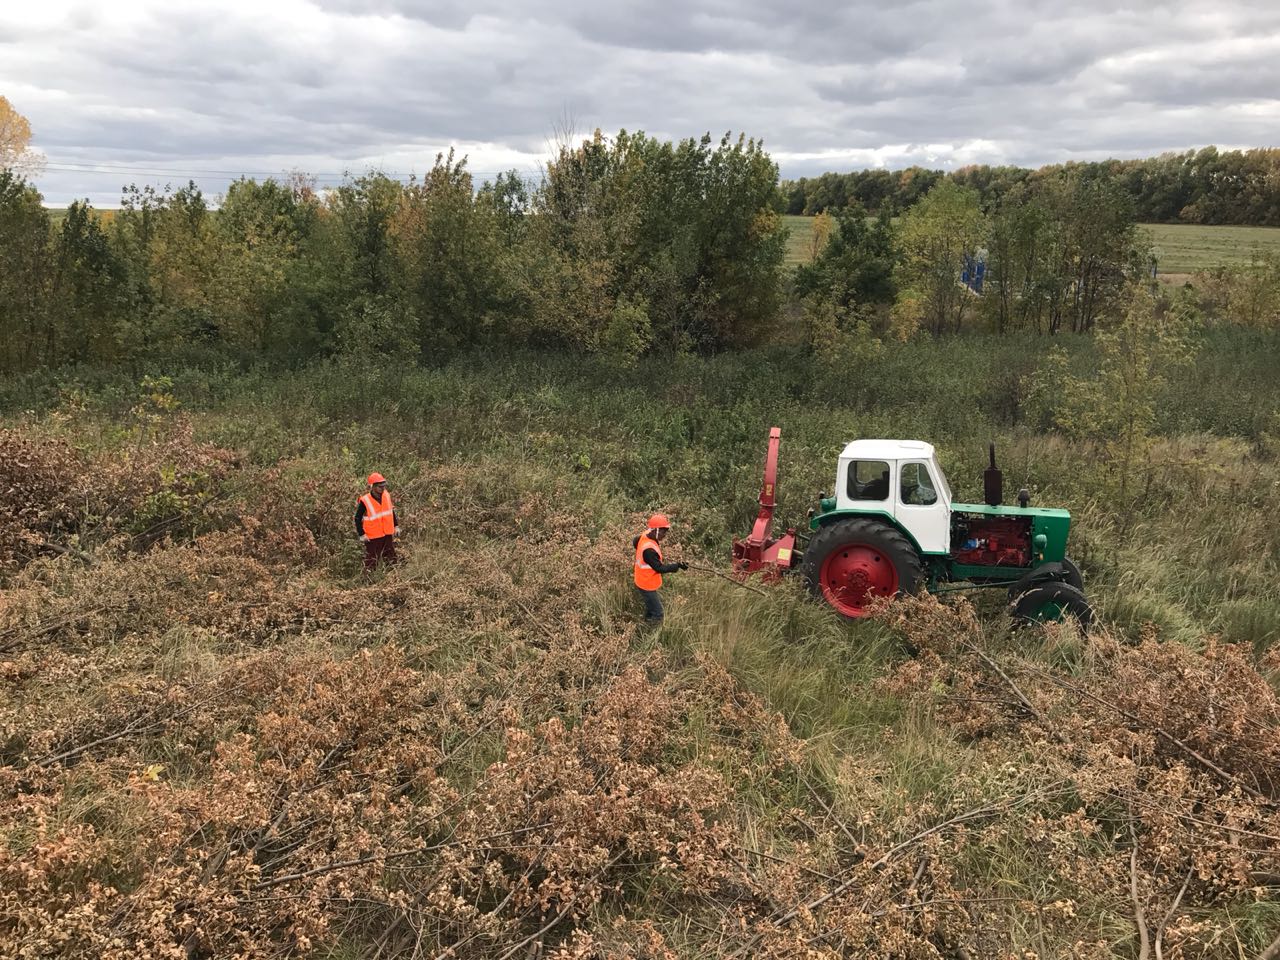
[835,440,952,554]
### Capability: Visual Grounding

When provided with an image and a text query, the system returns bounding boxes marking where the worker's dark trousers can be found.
[364,535,398,572]
[636,588,664,623]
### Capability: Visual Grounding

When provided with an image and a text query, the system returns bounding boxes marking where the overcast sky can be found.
[4,0,1279,206]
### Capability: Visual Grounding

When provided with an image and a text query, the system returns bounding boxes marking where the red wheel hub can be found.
[818,544,900,617]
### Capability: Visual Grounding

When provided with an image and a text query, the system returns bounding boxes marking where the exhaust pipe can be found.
[984,443,1003,506]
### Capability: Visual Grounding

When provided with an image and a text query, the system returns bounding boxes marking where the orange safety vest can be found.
[360,491,395,539]
[634,533,662,590]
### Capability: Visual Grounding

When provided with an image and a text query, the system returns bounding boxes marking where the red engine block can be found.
[950,514,1032,567]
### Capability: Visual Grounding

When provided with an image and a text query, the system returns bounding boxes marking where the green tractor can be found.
[732,428,1092,624]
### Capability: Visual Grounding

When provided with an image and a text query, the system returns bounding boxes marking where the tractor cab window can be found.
[847,460,891,501]
[900,461,938,506]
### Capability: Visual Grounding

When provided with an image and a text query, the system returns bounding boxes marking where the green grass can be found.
[1141,222,1280,274]
[782,213,817,267]
[781,214,1280,274]
[8,330,1277,647]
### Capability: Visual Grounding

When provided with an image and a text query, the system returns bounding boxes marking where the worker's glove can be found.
[678,561,689,571]
[359,535,369,543]
[394,526,402,536]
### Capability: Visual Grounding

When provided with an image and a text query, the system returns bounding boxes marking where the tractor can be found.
[732,428,1093,624]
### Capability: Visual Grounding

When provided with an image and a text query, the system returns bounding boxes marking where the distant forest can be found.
[781,147,1280,226]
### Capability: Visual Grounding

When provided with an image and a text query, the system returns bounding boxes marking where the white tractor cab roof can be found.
[834,439,952,554]
[838,439,936,461]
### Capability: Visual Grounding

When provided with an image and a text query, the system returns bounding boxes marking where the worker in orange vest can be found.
[633,513,687,624]
[355,472,400,571]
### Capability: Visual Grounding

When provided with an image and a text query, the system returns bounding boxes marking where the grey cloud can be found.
[2,0,1277,206]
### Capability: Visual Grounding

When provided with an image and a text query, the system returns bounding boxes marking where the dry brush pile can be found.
[3,422,1280,959]
[0,424,238,572]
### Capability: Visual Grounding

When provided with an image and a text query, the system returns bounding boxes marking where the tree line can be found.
[3,127,1278,376]
[782,147,1280,226]
[795,175,1152,338]
[0,131,787,374]
[794,169,1276,339]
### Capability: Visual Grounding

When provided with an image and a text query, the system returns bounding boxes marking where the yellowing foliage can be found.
[0,95,35,171]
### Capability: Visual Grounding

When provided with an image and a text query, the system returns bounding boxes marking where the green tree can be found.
[982,186,1061,334]
[1197,249,1280,329]
[312,173,409,359]
[530,129,786,355]
[108,182,222,356]
[325,173,404,302]
[893,181,987,336]
[392,151,524,355]
[1055,177,1144,333]
[1043,283,1196,501]
[794,209,897,315]
[0,171,51,372]
[49,200,125,364]
[214,177,318,353]
[808,210,835,260]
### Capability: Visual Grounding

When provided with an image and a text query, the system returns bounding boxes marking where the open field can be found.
[782,213,819,266]
[45,207,116,225]
[1143,222,1280,273]
[782,214,1280,273]
[3,333,1280,957]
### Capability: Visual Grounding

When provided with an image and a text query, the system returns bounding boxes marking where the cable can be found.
[40,160,543,181]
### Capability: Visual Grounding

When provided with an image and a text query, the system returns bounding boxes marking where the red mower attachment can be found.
[732,427,798,579]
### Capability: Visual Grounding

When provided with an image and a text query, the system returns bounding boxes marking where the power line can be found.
[40,160,543,181]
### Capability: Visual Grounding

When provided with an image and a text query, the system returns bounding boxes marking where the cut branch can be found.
[957,638,1044,723]
[1154,865,1193,960]
[1026,664,1273,804]
[1130,836,1151,960]
[726,803,1001,959]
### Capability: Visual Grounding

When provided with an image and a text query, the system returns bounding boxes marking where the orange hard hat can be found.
[647,513,671,530]
[367,472,386,485]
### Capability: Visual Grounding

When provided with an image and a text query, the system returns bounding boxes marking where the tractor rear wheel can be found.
[1010,582,1093,628]
[802,518,923,619]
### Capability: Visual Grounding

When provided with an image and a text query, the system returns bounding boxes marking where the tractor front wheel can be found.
[802,519,923,619]
[1061,556,1085,592]
[1010,582,1094,628]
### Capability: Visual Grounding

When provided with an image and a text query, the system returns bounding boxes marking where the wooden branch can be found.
[686,563,770,597]
[429,827,565,960]
[957,638,1044,723]
[1130,836,1151,960]
[726,803,1000,958]
[493,851,625,960]
[869,894,1024,919]
[742,844,837,883]
[799,770,861,850]
[1154,865,1193,960]
[38,539,93,563]
[1029,665,1273,804]
[252,822,555,891]
[36,700,202,768]
[1258,931,1280,960]
[0,604,117,653]
[724,847,784,915]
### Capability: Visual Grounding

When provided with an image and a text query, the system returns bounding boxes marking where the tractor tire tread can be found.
[802,517,924,619]
[1010,581,1094,628]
